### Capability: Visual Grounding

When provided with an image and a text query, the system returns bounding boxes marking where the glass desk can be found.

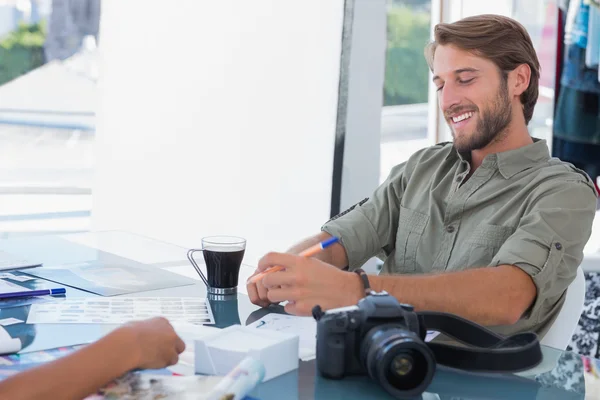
[0,231,596,399]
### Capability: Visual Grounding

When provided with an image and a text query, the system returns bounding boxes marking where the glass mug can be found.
[187,236,246,295]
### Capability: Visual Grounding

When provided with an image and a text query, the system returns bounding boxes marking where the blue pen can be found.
[0,288,66,299]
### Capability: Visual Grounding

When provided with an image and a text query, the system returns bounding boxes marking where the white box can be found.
[194,324,299,381]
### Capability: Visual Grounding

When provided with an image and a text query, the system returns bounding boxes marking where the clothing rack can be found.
[551,0,600,194]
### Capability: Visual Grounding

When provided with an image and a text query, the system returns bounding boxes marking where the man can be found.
[247,14,598,338]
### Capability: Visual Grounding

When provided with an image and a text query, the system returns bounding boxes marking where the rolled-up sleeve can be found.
[322,163,407,270]
[490,179,598,323]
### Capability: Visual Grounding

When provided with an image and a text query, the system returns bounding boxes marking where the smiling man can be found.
[247,15,598,338]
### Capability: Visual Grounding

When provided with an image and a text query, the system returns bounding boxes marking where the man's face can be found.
[432,45,512,153]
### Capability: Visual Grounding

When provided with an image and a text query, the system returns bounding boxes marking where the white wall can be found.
[93,1,347,264]
[338,0,385,212]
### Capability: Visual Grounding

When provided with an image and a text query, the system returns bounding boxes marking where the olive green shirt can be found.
[322,139,598,338]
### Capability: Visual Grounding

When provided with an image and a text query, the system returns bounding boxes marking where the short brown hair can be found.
[424,14,540,125]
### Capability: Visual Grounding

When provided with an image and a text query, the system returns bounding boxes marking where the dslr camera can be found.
[313,291,436,399]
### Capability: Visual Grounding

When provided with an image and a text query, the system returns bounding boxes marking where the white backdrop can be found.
[93,0,357,264]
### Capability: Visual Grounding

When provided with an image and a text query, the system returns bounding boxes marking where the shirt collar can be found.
[494,138,551,179]
[447,138,551,179]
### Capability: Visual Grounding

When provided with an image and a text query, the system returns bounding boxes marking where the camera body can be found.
[315,291,435,398]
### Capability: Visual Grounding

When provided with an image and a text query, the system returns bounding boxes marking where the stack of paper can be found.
[248,314,317,361]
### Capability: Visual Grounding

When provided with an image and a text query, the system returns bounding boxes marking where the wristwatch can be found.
[353,268,373,296]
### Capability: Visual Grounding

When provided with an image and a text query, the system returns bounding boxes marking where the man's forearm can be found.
[287,232,348,269]
[368,265,536,326]
[0,328,139,400]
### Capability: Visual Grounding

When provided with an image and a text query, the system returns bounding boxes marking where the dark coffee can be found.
[202,247,245,288]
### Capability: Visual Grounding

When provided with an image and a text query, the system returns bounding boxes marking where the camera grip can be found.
[317,332,346,379]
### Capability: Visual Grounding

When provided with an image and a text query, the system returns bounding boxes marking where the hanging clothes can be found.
[569,0,589,48]
[586,0,600,9]
[553,0,600,191]
[554,85,600,144]
[561,41,600,92]
[557,0,570,12]
[586,4,600,68]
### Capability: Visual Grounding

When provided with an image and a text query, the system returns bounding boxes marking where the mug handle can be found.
[187,249,209,288]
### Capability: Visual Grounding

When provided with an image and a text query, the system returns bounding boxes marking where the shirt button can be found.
[446,226,455,233]
[555,242,563,251]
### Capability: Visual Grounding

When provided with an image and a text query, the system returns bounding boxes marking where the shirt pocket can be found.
[465,224,515,268]
[395,206,429,273]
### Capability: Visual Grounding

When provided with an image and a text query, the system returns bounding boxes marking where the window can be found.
[380,0,434,183]
[0,0,99,238]
[512,0,558,149]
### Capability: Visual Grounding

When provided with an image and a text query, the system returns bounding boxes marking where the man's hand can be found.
[253,252,364,315]
[246,233,350,308]
[122,317,186,369]
[246,269,276,308]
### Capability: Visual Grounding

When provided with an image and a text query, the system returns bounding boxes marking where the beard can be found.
[450,78,512,153]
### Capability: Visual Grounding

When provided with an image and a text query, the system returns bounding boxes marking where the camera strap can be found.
[417,311,543,373]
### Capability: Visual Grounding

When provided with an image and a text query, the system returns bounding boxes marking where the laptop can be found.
[0,250,42,271]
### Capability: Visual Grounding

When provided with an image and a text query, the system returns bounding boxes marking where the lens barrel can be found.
[360,325,436,399]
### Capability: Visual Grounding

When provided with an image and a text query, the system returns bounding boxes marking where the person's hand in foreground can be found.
[0,317,185,400]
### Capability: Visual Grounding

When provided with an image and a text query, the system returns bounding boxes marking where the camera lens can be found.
[360,324,435,399]
[385,350,427,390]
[391,354,414,376]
